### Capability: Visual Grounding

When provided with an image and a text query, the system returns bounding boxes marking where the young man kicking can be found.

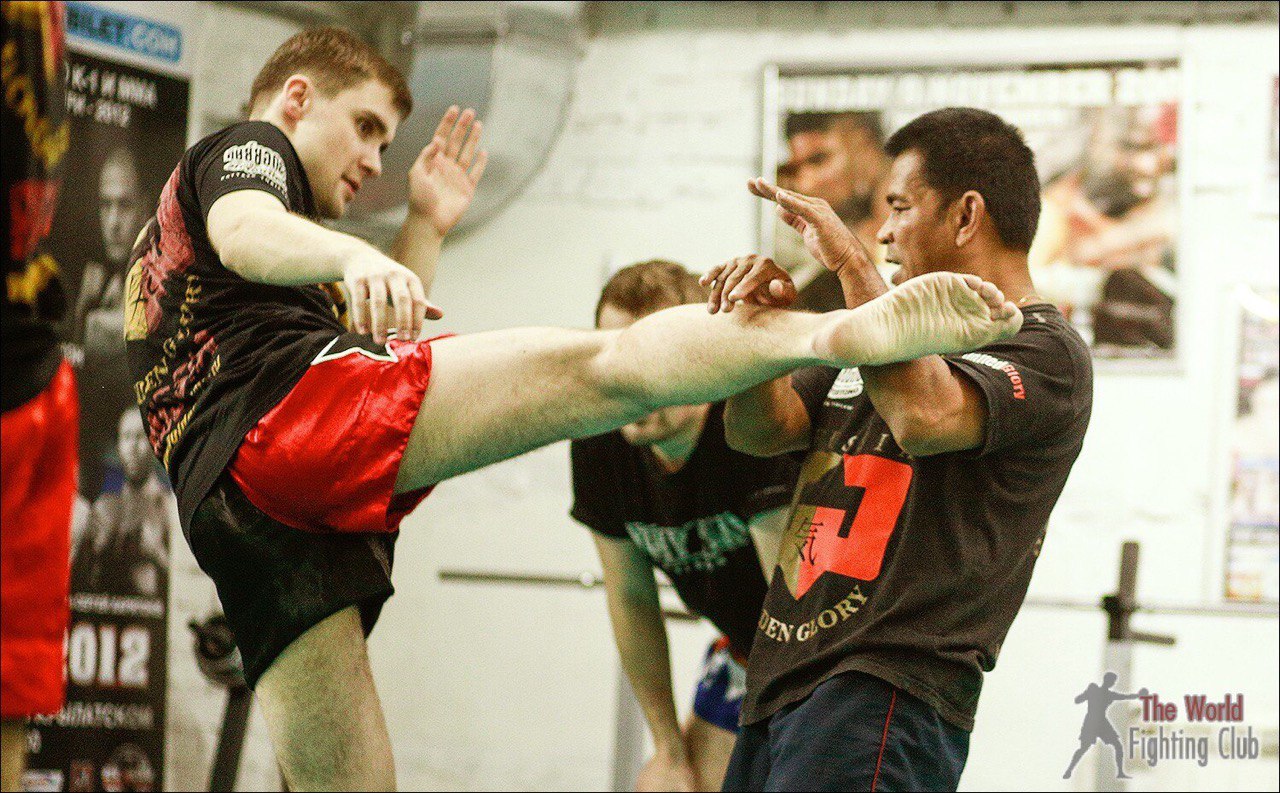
[125,28,1022,790]
[572,260,798,791]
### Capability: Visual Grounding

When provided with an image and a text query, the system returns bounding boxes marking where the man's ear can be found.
[952,190,985,248]
[280,74,314,124]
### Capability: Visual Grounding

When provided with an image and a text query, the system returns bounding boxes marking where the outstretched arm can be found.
[207,190,437,344]
[391,106,488,296]
[592,535,699,792]
[697,254,812,456]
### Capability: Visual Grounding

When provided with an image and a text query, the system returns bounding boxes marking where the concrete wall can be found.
[148,2,1279,790]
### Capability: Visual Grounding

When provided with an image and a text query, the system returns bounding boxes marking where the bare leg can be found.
[397,305,820,490]
[254,608,395,791]
[396,271,1019,492]
[1,721,25,793]
[684,714,737,792]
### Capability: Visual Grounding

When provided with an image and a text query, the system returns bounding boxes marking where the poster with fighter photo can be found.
[23,35,187,793]
[762,60,1181,363]
[1224,287,1279,603]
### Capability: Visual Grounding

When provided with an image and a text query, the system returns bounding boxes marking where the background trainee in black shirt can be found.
[571,404,799,654]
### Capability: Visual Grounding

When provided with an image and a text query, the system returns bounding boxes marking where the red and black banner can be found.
[24,38,188,793]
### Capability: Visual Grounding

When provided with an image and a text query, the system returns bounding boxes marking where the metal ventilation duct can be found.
[219,1,584,242]
[350,1,584,242]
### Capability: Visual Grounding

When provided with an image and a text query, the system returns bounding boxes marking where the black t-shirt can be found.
[2,2,69,412]
[570,404,799,654]
[125,121,348,534]
[741,305,1093,731]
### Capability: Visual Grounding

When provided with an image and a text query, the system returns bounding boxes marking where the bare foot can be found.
[815,272,1022,366]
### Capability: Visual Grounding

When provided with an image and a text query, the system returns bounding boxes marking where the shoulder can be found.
[1018,305,1089,362]
[188,121,296,168]
[966,304,1092,386]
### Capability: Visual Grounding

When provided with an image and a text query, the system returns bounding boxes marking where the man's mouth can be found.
[342,177,360,196]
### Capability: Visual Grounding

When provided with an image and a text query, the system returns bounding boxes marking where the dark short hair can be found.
[884,107,1040,251]
[596,260,707,325]
[784,111,884,148]
[250,27,412,119]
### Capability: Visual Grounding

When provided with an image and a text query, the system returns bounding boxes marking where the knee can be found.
[588,333,661,415]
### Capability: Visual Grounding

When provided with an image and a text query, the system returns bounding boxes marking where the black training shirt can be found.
[125,121,348,534]
[741,304,1092,730]
[571,404,798,654]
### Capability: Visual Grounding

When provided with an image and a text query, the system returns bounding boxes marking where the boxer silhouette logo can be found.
[1063,672,1148,780]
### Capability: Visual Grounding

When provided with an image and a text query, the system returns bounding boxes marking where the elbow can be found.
[724,411,788,457]
[724,425,766,456]
[887,409,950,458]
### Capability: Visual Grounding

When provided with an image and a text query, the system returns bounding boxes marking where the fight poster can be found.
[763,60,1181,363]
[1224,287,1279,603]
[23,5,188,789]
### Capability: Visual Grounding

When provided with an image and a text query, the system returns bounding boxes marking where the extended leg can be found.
[396,271,1019,492]
[397,304,823,490]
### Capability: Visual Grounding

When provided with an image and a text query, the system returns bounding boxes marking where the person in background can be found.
[571,260,798,791]
[73,145,148,499]
[71,409,171,598]
[779,111,891,312]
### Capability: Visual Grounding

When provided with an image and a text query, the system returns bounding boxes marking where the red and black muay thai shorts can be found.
[2,361,78,718]
[187,332,449,687]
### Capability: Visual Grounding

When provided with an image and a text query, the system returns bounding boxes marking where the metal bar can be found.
[1024,596,1278,618]
[439,568,606,589]
[437,568,697,622]
[209,687,252,792]
[437,569,1279,618]
[1131,602,1279,618]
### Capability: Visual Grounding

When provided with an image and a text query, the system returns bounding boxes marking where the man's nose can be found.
[362,148,382,179]
[877,219,892,246]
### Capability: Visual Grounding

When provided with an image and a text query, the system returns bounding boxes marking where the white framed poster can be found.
[763,60,1182,364]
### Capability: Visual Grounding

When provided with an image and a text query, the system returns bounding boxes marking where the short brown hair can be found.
[250,27,412,119]
[596,260,708,325]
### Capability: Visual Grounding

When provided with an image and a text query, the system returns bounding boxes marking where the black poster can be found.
[24,44,188,793]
